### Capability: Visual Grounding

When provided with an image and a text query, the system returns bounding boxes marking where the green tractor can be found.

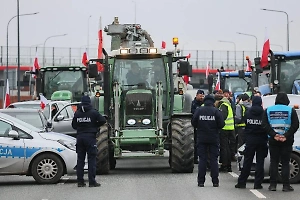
[88,17,194,174]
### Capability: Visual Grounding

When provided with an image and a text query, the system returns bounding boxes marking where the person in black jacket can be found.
[235,96,268,189]
[72,95,107,187]
[262,92,299,192]
[192,95,225,187]
[191,89,205,164]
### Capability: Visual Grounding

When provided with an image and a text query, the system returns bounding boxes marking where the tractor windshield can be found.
[223,77,251,93]
[113,58,166,89]
[43,70,86,101]
[279,59,300,93]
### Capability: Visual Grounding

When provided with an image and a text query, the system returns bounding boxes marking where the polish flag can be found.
[82,51,88,66]
[32,52,40,79]
[3,79,10,108]
[246,59,252,71]
[186,53,191,59]
[183,75,190,84]
[161,41,166,49]
[260,28,270,68]
[39,94,49,110]
[215,73,220,90]
[206,61,210,79]
[97,16,104,72]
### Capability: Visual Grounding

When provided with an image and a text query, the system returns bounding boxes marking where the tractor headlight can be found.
[127,119,136,125]
[142,119,151,125]
[120,49,128,54]
[149,48,157,53]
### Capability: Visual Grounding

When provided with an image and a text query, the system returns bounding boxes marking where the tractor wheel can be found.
[96,124,110,174]
[170,118,194,173]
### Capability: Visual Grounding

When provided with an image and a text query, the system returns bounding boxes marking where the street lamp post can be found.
[271,44,284,51]
[42,34,67,67]
[261,8,290,51]
[237,32,258,57]
[219,40,236,69]
[6,11,38,100]
[87,15,92,54]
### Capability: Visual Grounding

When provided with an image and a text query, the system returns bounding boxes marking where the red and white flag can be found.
[39,94,49,110]
[260,28,270,68]
[32,51,40,79]
[246,59,252,71]
[206,61,210,79]
[186,53,191,59]
[215,73,220,90]
[3,79,10,108]
[82,51,88,66]
[183,75,190,85]
[161,41,166,49]
[97,16,104,72]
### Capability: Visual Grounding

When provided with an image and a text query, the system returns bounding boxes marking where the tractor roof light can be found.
[120,49,129,54]
[149,48,157,54]
[172,37,179,45]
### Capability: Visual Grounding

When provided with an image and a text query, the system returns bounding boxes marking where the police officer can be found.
[192,95,225,187]
[235,96,268,189]
[235,94,251,148]
[262,92,299,192]
[191,89,205,164]
[72,95,107,187]
[218,96,235,172]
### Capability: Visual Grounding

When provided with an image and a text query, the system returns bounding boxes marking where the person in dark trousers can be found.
[72,95,107,187]
[223,89,236,161]
[218,96,235,172]
[235,96,268,189]
[262,92,299,192]
[191,89,205,164]
[192,95,225,187]
[235,94,251,149]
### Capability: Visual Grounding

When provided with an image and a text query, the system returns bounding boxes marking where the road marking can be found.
[57,177,70,185]
[250,189,266,199]
[228,172,239,178]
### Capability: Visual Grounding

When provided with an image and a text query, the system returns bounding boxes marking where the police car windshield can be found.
[7,112,44,130]
[4,113,41,133]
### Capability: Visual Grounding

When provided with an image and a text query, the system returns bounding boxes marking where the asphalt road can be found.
[0,156,299,200]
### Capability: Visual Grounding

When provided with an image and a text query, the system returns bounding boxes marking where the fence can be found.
[0,46,260,70]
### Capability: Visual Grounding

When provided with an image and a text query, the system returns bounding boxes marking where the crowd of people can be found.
[191,89,299,192]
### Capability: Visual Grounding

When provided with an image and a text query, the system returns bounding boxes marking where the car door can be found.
[51,103,80,137]
[0,119,25,174]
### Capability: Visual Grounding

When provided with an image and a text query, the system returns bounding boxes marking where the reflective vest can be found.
[236,105,246,127]
[220,102,235,130]
[267,104,292,135]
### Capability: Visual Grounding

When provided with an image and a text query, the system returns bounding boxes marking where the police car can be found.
[0,112,78,184]
[237,94,300,184]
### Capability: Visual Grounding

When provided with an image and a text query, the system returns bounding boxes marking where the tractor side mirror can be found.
[254,57,263,73]
[88,64,98,78]
[178,61,192,76]
[238,70,245,78]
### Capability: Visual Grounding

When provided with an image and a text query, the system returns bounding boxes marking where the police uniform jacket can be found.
[191,98,204,114]
[262,93,299,146]
[192,95,225,144]
[243,96,267,145]
[72,103,107,136]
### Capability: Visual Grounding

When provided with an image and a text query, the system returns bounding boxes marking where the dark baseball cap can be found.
[197,89,205,95]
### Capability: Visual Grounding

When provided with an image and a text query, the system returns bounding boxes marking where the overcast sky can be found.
[0,0,299,53]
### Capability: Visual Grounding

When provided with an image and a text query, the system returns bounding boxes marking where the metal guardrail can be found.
[0,46,260,70]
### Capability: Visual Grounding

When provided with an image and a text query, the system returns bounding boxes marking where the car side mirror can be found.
[55,115,65,122]
[8,130,19,138]
[46,121,52,128]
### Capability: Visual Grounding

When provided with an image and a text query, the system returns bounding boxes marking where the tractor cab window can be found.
[224,77,251,93]
[113,58,166,89]
[279,59,300,93]
[43,70,85,100]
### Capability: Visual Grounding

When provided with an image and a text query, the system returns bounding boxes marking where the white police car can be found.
[0,112,78,184]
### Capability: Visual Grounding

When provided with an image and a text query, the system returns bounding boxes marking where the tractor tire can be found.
[96,124,110,174]
[31,153,64,184]
[170,118,194,173]
[278,153,300,184]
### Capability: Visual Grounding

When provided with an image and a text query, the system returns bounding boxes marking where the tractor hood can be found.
[125,89,153,116]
